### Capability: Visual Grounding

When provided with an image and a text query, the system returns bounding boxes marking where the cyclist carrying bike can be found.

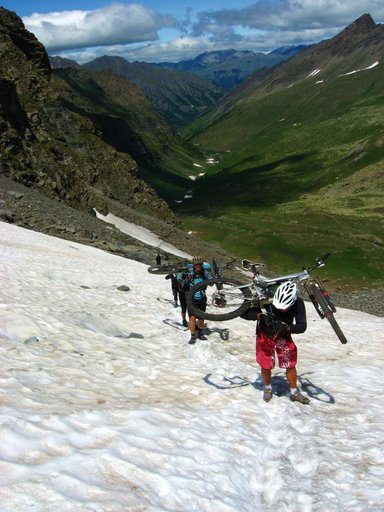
[176,270,189,327]
[241,281,310,404]
[166,271,189,327]
[182,256,211,344]
[165,273,179,307]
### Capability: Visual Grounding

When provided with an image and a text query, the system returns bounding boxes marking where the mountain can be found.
[183,14,384,133]
[82,56,226,129]
[0,7,202,239]
[178,14,384,289]
[238,14,383,100]
[270,45,309,58]
[2,6,383,291]
[155,47,306,90]
[49,55,81,69]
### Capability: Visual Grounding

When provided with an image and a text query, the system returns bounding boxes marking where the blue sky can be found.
[2,1,384,63]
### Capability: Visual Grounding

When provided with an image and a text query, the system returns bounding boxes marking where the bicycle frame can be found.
[238,265,318,308]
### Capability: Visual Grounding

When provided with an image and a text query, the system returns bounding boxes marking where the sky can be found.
[2,0,384,63]
[1,219,384,511]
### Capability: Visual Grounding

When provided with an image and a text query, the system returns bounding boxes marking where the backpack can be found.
[186,266,210,301]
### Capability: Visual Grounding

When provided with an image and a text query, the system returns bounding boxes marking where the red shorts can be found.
[256,331,297,370]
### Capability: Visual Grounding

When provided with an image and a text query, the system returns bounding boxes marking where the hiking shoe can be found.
[182,319,189,327]
[263,389,273,402]
[188,335,196,345]
[290,391,310,404]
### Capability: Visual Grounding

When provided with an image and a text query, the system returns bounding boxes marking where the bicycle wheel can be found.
[147,264,188,275]
[186,278,252,321]
[308,282,348,344]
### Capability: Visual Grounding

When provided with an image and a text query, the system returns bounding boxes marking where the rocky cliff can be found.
[0,7,175,225]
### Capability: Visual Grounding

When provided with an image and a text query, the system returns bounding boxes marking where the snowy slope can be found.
[0,221,383,511]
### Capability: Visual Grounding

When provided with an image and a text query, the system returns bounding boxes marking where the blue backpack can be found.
[186,263,211,301]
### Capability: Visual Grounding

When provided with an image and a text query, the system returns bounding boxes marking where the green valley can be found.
[176,58,384,289]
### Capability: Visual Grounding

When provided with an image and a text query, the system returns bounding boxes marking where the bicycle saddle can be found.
[242,259,266,270]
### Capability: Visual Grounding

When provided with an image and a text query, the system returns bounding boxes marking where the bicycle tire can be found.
[306,286,325,319]
[186,278,252,321]
[313,278,337,313]
[308,283,348,344]
[147,264,188,275]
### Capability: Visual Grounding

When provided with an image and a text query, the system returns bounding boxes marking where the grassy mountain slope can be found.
[177,16,384,289]
[52,67,203,202]
[83,56,225,130]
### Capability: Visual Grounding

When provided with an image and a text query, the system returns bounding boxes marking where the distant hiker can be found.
[182,256,211,344]
[176,270,189,327]
[156,253,162,265]
[241,281,310,404]
[165,273,179,307]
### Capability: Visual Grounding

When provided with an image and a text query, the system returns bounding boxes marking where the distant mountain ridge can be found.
[155,46,307,90]
[51,46,305,129]
[82,56,226,129]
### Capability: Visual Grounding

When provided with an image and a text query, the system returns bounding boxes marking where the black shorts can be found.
[179,290,187,313]
[188,298,207,317]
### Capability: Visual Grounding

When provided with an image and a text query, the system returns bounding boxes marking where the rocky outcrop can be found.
[0,174,234,268]
[0,7,176,225]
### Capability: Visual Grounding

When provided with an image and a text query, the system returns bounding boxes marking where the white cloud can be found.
[193,0,384,33]
[23,0,384,62]
[23,3,177,52]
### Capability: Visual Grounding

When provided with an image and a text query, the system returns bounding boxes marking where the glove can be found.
[274,321,290,338]
[258,314,275,337]
[258,315,290,338]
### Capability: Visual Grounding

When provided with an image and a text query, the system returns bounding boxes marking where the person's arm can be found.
[289,298,307,334]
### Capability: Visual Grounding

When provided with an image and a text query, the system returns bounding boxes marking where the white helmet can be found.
[273,281,298,310]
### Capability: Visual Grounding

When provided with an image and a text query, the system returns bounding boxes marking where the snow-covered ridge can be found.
[94,210,192,258]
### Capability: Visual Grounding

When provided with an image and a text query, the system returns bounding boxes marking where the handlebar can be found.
[307,253,331,273]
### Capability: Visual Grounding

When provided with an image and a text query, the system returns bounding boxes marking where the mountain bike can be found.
[147,261,189,275]
[185,253,348,344]
[147,257,233,276]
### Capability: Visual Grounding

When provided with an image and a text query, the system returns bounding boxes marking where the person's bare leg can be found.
[189,315,196,337]
[261,368,272,386]
[286,367,297,390]
[287,367,310,403]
